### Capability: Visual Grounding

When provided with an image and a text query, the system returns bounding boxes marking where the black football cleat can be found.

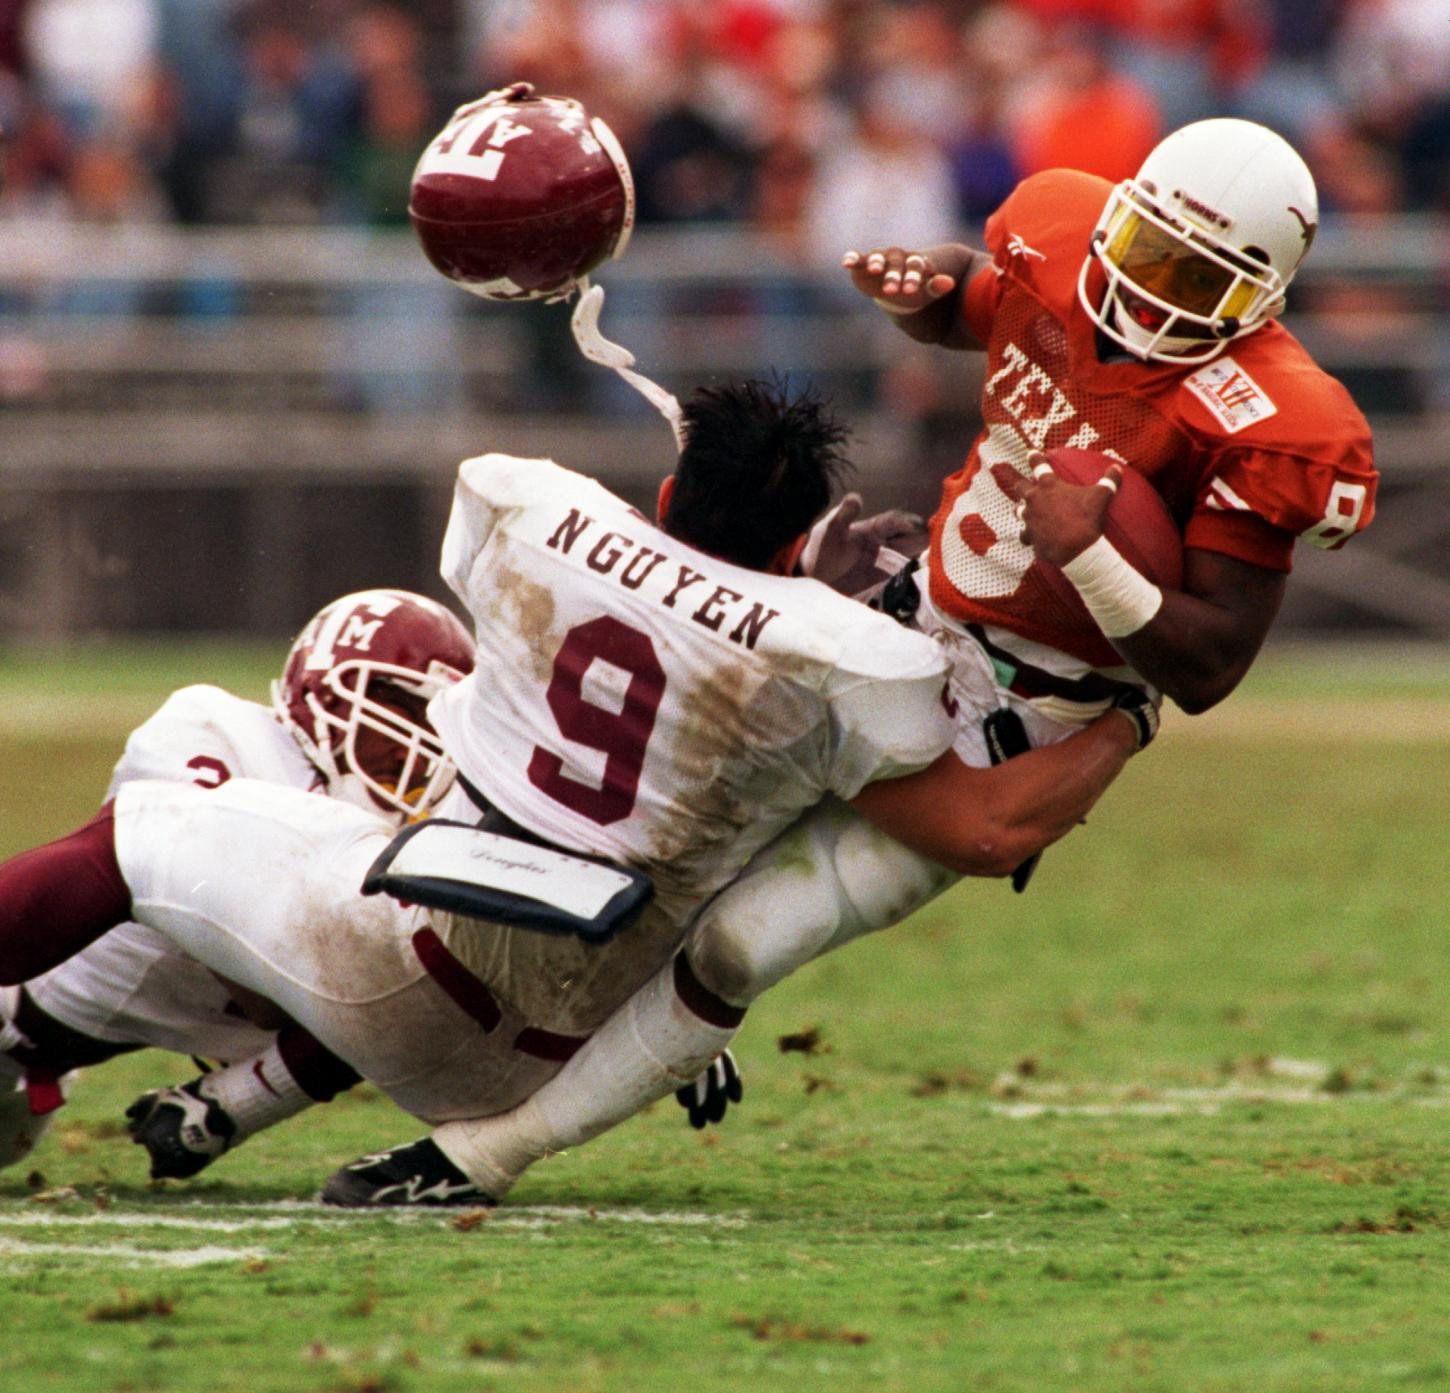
[319,1137,495,1208]
[125,1080,237,1180]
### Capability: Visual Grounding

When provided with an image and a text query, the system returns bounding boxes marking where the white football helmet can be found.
[1078,118,1318,364]
[272,589,475,820]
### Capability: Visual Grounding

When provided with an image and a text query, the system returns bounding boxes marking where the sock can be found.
[197,1040,315,1139]
[432,952,743,1197]
[275,1023,361,1102]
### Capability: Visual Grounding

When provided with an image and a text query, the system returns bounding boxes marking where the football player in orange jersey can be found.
[844,116,1377,717]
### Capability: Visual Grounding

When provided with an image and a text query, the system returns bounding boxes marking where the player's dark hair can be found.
[663,378,851,569]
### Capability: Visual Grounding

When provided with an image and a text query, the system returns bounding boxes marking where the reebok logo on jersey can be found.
[1183,357,1278,434]
[1006,234,1046,262]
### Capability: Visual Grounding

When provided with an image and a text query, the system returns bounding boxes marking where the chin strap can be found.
[570,279,686,452]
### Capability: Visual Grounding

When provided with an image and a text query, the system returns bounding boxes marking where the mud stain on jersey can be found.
[487,557,559,687]
[641,655,825,915]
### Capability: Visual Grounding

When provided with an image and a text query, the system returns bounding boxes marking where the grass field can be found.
[1,640,1448,1393]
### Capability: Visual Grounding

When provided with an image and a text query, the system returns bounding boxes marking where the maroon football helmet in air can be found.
[409,81,635,302]
[272,589,475,820]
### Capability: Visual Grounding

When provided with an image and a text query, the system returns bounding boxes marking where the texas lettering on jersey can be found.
[929,167,1377,671]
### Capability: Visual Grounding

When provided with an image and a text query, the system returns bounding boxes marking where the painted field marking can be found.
[0,1211,296,1232]
[226,1198,749,1227]
[987,1067,1450,1119]
[0,1236,268,1267]
[0,1200,750,1232]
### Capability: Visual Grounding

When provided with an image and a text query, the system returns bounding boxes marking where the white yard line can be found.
[0,1200,750,1231]
[222,1198,749,1227]
[0,1211,297,1232]
[988,1073,1450,1119]
[0,1237,268,1267]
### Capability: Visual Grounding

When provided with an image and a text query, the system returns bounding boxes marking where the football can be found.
[409,82,635,302]
[1035,446,1184,647]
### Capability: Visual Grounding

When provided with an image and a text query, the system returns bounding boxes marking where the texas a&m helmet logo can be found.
[409,82,635,302]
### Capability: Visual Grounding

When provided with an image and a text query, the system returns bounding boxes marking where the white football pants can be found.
[111,777,678,1125]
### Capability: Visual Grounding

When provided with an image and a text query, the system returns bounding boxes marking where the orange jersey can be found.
[927,168,1377,670]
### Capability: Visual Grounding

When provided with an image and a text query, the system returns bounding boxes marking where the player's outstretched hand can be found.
[799,493,928,595]
[675,1048,742,1129]
[842,247,957,314]
[995,452,1122,566]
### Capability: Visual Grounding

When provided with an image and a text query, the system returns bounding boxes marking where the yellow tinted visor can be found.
[1105,208,1258,321]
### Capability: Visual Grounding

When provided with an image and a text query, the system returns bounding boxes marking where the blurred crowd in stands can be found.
[0,0,1442,435]
[0,0,1446,242]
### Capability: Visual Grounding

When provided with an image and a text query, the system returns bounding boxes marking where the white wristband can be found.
[1058,536,1163,638]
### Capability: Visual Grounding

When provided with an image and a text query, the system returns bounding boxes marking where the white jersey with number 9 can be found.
[430,454,955,925]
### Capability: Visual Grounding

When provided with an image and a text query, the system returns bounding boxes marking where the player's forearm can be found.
[849,713,1137,877]
[956,714,1136,872]
[1047,537,1285,715]
[1112,588,1272,714]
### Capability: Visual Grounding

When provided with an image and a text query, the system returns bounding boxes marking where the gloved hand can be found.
[1109,686,1161,751]
[675,1048,742,1129]
[798,494,928,596]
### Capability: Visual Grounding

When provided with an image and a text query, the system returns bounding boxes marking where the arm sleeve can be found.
[823,672,956,801]
[1187,442,1378,571]
[439,455,527,607]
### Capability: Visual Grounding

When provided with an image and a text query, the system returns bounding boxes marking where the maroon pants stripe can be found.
[276,1023,361,1102]
[411,927,590,1061]
[674,952,747,1029]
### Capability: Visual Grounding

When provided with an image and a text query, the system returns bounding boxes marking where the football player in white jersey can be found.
[0,382,1146,1204]
[430,123,1378,1216]
[0,588,475,1175]
[0,378,1143,1206]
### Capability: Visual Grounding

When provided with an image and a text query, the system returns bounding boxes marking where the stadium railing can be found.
[0,220,1444,640]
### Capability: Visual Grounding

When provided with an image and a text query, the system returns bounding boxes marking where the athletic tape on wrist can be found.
[1059,536,1163,638]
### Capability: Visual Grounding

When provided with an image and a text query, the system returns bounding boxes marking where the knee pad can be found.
[686,800,958,1006]
[828,815,959,942]
[686,812,848,1006]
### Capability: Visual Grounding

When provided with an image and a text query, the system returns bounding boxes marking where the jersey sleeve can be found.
[1180,342,1378,569]
[960,261,1003,347]
[821,642,955,801]
[1185,437,1378,571]
[107,685,257,796]
[440,454,551,607]
[963,169,1111,346]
